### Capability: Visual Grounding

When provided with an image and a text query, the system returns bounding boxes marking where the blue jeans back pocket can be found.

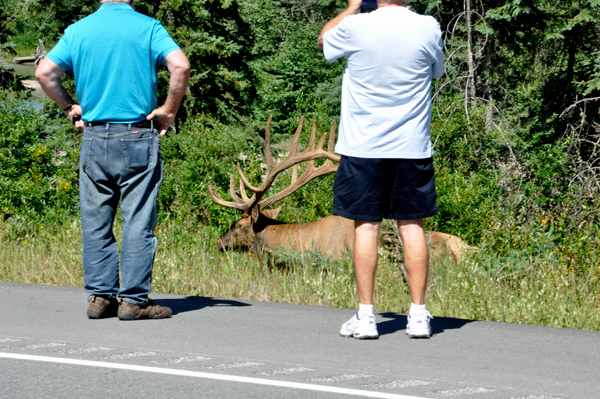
[121,136,153,170]
[80,137,93,171]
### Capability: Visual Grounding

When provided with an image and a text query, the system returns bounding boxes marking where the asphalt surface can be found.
[0,281,598,399]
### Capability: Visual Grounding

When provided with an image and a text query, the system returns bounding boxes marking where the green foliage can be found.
[0,63,24,90]
[0,89,79,223]
[2,0,97,50]
[158,115,259,228]
[430,167,501,245]
[244,0,346,133]
[137,0,256,122]
[485,0,600,146]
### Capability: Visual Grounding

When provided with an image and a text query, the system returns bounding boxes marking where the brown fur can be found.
[219,212,474,263]
[425,231,476,263]
[259,215,355,258]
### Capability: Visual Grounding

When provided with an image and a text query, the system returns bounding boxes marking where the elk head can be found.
[209,116,341,250]
[217,207,283,251]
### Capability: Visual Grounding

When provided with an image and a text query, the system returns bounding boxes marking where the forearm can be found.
[163,50,191,115]
[147,50,190,135]
[163,66,190,114]
[318,1,361,49]
[39,78,74,109]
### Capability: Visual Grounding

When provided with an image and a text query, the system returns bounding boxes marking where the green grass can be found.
[1,216,598,331]
[0,218,83,286]
[13,47,39,59]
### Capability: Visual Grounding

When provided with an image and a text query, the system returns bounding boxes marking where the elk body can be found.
[219,211,473,263]
[210,116,474,263]
[425,231,475,263]
[218,210,355,258]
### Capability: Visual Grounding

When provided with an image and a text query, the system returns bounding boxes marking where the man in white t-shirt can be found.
[318,0,444,339]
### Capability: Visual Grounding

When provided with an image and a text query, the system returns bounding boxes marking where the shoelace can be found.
[410,310,433,320]
[356,312,376,321]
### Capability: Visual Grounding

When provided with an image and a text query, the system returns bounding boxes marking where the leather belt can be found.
[84,120,154,129]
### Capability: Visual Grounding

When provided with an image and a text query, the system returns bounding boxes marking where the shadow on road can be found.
[154,296,251,315]
[377,312,473,336]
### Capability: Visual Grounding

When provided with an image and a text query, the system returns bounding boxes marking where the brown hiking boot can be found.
[87,295,118,319]
[117,299,172,320]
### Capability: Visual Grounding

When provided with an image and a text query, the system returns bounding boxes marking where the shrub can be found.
[0,89,79,225]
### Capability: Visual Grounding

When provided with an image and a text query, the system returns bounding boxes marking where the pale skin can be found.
[319,0,428,307]
[354,220,428,306]
[35,0,190,136]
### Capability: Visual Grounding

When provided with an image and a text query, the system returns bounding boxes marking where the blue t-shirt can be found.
[323,7,444,159]
[46,3,181,123]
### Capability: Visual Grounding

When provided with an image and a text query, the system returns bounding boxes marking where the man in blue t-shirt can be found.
[36,0,190,320]
[318,0,444,339]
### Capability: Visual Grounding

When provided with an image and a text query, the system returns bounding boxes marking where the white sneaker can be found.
[406,310,433,338]
[340,312,379,339]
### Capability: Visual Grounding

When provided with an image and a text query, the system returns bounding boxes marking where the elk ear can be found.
[263,206,282,219]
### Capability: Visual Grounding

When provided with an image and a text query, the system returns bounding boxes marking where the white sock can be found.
[409,303,426,315]
[358,303,374,317]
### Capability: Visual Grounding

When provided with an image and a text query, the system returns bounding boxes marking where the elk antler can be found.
[208,115,341,217]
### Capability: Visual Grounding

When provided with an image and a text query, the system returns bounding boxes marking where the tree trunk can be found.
[485,36,494,133]
[465,0,476,108]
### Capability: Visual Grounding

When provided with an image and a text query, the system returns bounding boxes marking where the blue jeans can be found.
[79,123,163,306]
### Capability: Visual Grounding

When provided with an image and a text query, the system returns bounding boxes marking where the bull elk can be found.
[209,116,474,263]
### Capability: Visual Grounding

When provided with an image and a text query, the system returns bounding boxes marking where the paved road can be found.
[0,281,598,399]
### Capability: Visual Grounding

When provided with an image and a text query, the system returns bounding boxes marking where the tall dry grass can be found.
[1,217,598,330]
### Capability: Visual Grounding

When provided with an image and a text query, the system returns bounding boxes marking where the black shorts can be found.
[333,155,438,222]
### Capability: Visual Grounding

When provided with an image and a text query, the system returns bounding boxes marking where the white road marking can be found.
[150,356,211,365]
[364,380,433,389]
[4,342,66,350]
[54,347,113,355]
[429,387,494,396]
[0,338,21,343]
[255,367,315,376]
[308,373,372,382]
[203,361,263,370]
[0,352,430,399]
[95,351,157,360]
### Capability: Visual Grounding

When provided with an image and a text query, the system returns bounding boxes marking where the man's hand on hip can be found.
[35,58,83,130]
[67,105,84,132]
[147,106,176,136]
[150,50,190,136]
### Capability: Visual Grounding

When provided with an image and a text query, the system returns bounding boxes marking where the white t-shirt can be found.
[323,7,444,159]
